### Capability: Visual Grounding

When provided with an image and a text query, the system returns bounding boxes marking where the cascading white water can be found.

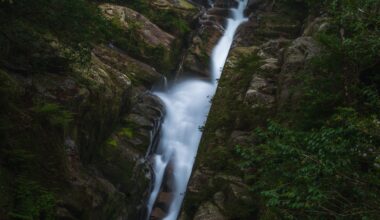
[146,1,248,219]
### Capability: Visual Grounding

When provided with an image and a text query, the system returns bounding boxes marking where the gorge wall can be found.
[182,0,380,219]
[0,1,198,219]
[181,0,312,218]
[1,0,379,219]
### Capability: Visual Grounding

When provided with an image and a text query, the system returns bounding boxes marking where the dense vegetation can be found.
[235,0,380,218]
[0,0,116,74]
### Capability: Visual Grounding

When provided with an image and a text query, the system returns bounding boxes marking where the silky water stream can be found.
[146,1,248,219]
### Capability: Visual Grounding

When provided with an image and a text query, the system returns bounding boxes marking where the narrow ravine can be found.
[146,1,248,219]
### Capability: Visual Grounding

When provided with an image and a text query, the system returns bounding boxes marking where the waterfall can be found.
[146,1,248,219]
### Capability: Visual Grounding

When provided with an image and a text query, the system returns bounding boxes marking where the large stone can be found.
[99,4,175,48]
[187,168,213,194]
[213,192,226,209]
[303,16,331,37]
[244,76,275,108]
[151,207,166,220]
[193,202,226,220]
[277,36,321,109]
[181,25,222,77]
[92,45,162,88]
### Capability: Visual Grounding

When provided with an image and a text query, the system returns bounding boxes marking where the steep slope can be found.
[0,1,197,219]
[182,0,380,219]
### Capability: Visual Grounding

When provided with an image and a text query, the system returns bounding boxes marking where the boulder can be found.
[181,24,222,77]
[213,191,226,209]
[303,16,330,37]
[99,4,175,49]
[277,36,321,109]
[92,45,162,88]
[151,207,167,220]
[193,202,226,220]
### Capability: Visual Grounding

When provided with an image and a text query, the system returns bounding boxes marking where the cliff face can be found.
[0,1,196,219]
[1,1,378,219]
[181,0,241,77]
[183,0,380,219]
[181,1,325,219]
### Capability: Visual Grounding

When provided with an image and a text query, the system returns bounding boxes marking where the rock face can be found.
[0,2,195,219]
[100,4,175,49]
[277,36,321,109]
[27,44,165,220]
[182,0,325,219]
[56,18,175,220]
[4,43,164,219]
[180,0,232,77]
[193,202,226,220]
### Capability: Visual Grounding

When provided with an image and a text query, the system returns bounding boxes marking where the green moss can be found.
[32,102,73,129]
[107,138,118,149]
[202,52,263,139]
[118,127,133,138]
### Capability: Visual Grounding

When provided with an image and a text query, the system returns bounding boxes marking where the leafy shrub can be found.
[234,1,380,218]
[237,108,380,218]
[0,0,116,73]
[9,177,55,220]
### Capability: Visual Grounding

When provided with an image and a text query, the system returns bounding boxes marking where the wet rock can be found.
[213,0,238,8]
[187,168,213,194]
[229,131,251,146]
[277,36,320,109]
[155,192,174,212]
[92,46,162,89]
[260,38,291,57]
[208,7,230,17]
[260,57,280,73]
[181,0,234,77]
[244,76,275,108]
[151,207,166,220]
[182,25,222,77]
[236,10,302,46]
[193,202,226,220]
[151,0,197,19]
[38,31,165,220]
[213,192,226,209]
[182,2,325,220]
[226,183,251,204]
[303,16,330,37]
[99,4,175,49]
[281,37,320,72]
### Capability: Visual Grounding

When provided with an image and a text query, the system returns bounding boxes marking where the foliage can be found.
[233,0,380,218]
[9,177,55,220]
[0,0,116,73]
[283,0,380,68]
[322,1,380,69]
[237,108,380,218]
